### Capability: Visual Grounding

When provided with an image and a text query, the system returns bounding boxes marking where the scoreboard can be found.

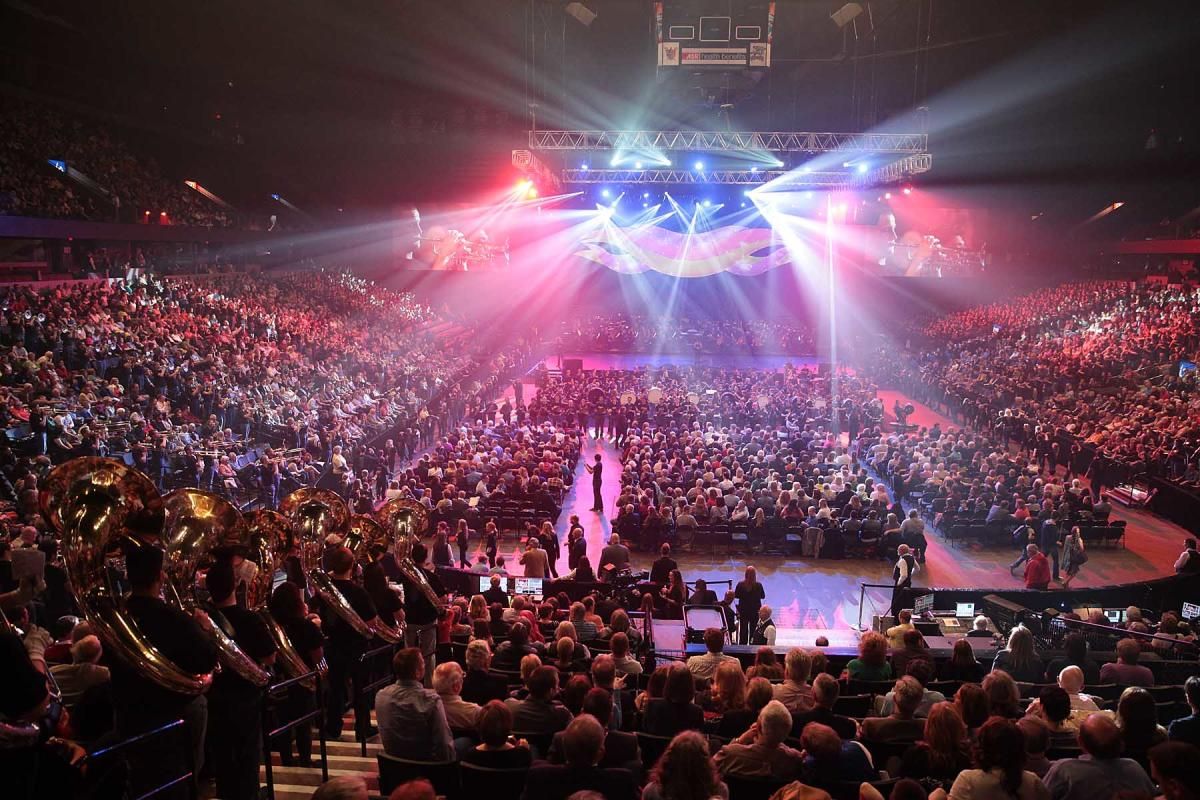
[656,0,776,69]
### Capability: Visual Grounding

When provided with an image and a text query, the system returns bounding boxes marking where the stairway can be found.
[260,710,381,800]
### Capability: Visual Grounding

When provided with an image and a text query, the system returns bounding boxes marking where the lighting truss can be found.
[562,169,850,186]
[529,130,927,154]
[853,154,933,186]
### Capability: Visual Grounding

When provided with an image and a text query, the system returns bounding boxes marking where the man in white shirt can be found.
[686,627,739,681]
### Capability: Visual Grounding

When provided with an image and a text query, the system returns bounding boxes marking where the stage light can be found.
[601,189,611,198]
[643,202,649,208]
[740,202,746,208]
[581,163,589,171]
[750,166,758,173]
[663,159,671,166]
[610,156,619,166]
[634,161,644,169]
[800,166,811,174]
[271,193,281,201]
[743,189,751,196]
[642,192,649,198]
[902,185,912,195]
[703,199,712,207]
[804,191,813,199]
[884,192,892,200]
[857,163,869,174]
[694,161,704,171]
[527,187,538,199]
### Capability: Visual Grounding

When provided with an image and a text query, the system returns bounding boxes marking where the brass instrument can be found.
[243,509,326,687]
[161,489,271,687]
[377,497,441,613]
[41,457,213,695]
[279,488,375,640]
[343,514,402,643]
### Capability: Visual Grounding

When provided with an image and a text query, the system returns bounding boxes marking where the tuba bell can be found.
[243,509,326,687]
[343,514,403,643]
[279,487,375,640]
[41,457,212,695]
[377,497,441,613]
[161,488,272,687]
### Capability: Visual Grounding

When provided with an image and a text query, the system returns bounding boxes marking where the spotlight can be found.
[634,161,644,169]
[884,192,892,200]
[527,187,538,199]
[643,202,649,208]
[642,192,650,198]
[800,166,811,174]
[743,190,750,196]
[740,201,746,208]
[804,191,813,199]
[581,163,589,171]
[601,189,611,198]
[902,186,912,195]
[703,199,712,207]
[750,166,758,173]
[857,163,869,174]
[610,156,619,166]
[694,161,704,171]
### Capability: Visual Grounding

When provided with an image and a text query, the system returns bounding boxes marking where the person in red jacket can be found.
[1023,544,1051,590]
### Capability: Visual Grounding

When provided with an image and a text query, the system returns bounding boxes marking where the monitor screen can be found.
[478,575,496,594]
[1182,602,1200,621]
[913,593,934,616]
[514,576,543,599]
[956,602,975,618]
[1104,609,1124,624]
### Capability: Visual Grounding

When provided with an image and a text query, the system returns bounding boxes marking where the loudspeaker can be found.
[562,358,584,375]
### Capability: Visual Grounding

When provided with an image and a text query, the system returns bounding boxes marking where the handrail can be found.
[261,669,328,800]
[87,718,185,761]
[87,718,196,800]
[351,642,397,757]
[1048,614,1199,655]
[857,583,896,632]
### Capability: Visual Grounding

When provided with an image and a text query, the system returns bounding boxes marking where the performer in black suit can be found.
[584,454,604,513]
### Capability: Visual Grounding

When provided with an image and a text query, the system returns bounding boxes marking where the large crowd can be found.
[893,282,1200,489]
[0,100,235,227]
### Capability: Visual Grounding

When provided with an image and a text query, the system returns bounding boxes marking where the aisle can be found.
[551,435,625,573]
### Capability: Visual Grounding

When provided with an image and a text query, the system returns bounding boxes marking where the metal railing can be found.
[351,642,397,757]
[86,718,195,800]
[260,669,328,800]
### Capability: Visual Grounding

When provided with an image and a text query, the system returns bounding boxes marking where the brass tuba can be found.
[243,509,326,688]
[41,457,213,695]
[377,497,442,613]
[279,487,374,640]
[160,489,271,687]
[342,514,403,643]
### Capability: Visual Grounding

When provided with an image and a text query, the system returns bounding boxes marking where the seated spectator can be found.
[714,700,803,780]
[685,627,738,681]
[509,655,544,703]
[521,715,637,800]
[891,629,932,679]
[461,700,534,769]
[938,717,1049,800]
[553,621,592,663]
[506,665,573,736]
[312,776,370,800]
[1017,718,1052,778]
[791,673,860,741]
[861,676,926,742]
[991,626,1045,684]
[899,701,971,788]
[375,648,455,761]
[547,688,641,776]
[48,634,109,708]
[1116,686,1167,767]
[609,632,641,677]
[709,660,756,739]
[955,683,991,734]
[552,636,588,675]
[642,663,705,737]
[967,615,997,639]
[1099,638,1155,687]
[642,730,729,800]
[461,639,509,705]
[560,675,593,717]
[570,602,598,642]
[482,575,509,607]
[1042,715,1156,800]
[493,622,540,671]
[1148,741,1200,800]
[1055,666,1100,714]
[844,631,893,682]
[982,671,1022,719]
[432,662,481,733]
[798,721,876,785]
[1167,676,1200,746]
[746,646,784,681]
[1023,686,1079,746]
[879,659,945,719]
[886,609,915,648]
[941,639,985,683]
[773,647,816,713]
[1043,633,1101,685]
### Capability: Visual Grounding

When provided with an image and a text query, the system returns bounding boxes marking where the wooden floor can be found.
[491,355,1190,630]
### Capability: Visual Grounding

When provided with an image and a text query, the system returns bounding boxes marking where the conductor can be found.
[584,453,604,513]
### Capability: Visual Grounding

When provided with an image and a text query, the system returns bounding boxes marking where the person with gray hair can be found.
[773,647,815,713]
[310,775,368,800]
[49,633,110,709]
[713,700,804,779]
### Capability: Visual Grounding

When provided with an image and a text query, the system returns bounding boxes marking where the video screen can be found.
[1182,602,1200,621]
[478,575,505,594]
[514,576,543,599]
[956,602,975,618]
[913,593,934,616]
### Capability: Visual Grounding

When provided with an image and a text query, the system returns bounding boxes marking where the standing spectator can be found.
[1023,545,1051,590]
[1060,526,1086,588]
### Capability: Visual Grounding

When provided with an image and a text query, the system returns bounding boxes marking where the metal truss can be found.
[853,153,933,186]
[530,129,927,154]
[561,169,852,187]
